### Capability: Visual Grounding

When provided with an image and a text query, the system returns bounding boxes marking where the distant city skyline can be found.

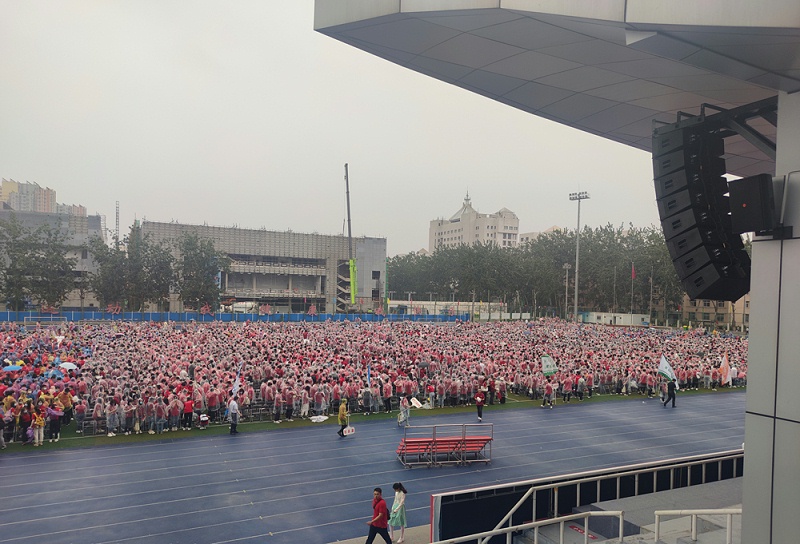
[0,1,660,256]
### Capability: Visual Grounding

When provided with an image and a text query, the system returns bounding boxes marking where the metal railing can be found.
[431,510,625,544]
[431,450,743,543]
[654,508,741,543]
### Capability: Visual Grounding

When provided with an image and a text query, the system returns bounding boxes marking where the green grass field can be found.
[1,386,743,453]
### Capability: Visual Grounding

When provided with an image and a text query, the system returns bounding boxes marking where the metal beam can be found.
[726,118,776,160]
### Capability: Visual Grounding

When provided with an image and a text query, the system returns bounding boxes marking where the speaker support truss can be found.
[661,95,778,161]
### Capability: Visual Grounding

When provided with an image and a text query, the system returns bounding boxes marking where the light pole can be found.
[569,191,589,323]
[649,261,660,325]
[562,263,572,320]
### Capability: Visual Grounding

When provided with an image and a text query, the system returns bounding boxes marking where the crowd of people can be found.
[0,318,747,447]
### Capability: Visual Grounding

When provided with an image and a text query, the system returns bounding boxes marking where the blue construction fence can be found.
[0,311,471,323]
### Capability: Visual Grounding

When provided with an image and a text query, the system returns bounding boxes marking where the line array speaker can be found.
[652,124,750,301]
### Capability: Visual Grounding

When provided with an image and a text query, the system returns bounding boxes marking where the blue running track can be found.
[0,391,745,544]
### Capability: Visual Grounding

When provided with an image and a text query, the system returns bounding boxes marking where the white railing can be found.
[654,508,741,543]
[431,510,624,544]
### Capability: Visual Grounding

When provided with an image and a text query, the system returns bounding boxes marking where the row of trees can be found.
[387,224,689,317]
[0,215,229,312]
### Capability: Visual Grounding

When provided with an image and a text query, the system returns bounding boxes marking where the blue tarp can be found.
[0,311,470,324]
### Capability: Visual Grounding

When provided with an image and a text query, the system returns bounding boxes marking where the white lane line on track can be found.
[0,431,742,532]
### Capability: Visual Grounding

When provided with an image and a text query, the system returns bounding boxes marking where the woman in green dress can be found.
[389,482,408,543]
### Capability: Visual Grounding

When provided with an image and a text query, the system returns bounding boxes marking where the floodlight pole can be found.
[569,191,590,323]
[562,263,571,320]
[649,263,655,325]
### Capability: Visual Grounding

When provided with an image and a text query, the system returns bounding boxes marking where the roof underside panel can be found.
[315,2,800,176]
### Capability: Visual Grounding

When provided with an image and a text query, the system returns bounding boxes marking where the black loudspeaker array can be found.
[652,122,750,301]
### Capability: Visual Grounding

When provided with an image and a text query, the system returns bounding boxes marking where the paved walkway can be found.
[329,524,430,544]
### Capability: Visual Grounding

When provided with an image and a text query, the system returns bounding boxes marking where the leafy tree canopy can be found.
[388,224,683,316]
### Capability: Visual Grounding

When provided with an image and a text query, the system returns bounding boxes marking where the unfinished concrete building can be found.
[139,220,386,313]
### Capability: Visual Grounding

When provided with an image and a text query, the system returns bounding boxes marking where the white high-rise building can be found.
[429,193,519,252]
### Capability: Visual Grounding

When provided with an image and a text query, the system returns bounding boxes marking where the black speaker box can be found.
[729,174,776,233]
[666,226,745,261]
[666,228,715,260]
[654,169,692,200]
[653,149,687,178]
[652,144,725,188]
[656,187,709,219]
[661,207,716,240]
[682,254,751,301]
[652,124,706,158]
[674,245,734,278]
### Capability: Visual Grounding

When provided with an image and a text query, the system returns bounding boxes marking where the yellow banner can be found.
[349,259,357,305]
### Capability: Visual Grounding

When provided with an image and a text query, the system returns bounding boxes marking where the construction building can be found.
[139,220,386,314]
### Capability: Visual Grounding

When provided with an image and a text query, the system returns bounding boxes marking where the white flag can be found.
[231,358,245,396]
[720,353,732,386]
[541,354,558,376]
[658,354,676,382]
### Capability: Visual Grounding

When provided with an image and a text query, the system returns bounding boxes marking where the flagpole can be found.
[630,262,634,318]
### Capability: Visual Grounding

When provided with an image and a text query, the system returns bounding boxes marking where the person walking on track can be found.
[663,378,677,408]
[337,400,349,437]
[364,487,392,544]
[389,482,408,543]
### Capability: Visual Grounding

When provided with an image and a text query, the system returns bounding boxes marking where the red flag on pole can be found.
[631,262,636,280]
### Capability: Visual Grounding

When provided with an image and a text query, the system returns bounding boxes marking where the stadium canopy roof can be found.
[315,1,800,177]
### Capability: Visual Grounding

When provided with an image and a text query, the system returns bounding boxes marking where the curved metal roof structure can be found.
[315,1,800,178]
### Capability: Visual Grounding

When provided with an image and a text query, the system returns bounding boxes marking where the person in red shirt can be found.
[365,487,392,544]
[474,388,486,422]
[382,381,393,413]
[207,389,219,423]
[542,378,554,409]
[182,396,194,430]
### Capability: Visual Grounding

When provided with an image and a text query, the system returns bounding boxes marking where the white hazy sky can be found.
[0,1,659,256]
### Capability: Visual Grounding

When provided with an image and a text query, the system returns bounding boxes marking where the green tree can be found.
[521,228,574,316]
[0,214,36,311]
[0,214,76,310]
[387,225,691,319]
[28,224,77,309]
[174,232,229,311]
[88,227,176,312]
[87,236,128,308]
[125,226,174,311]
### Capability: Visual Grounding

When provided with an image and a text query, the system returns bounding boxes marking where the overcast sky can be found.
[0,1,659,256]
